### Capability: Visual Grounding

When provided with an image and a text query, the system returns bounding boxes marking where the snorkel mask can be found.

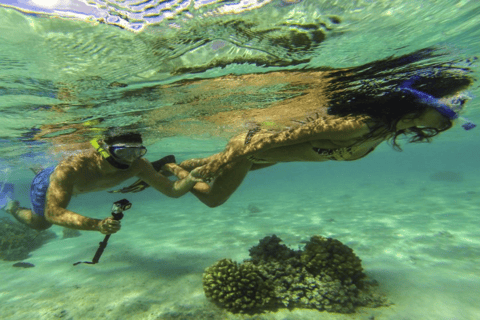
[90,139,147,169]
[399,77,476,131]
[108,144,147,162]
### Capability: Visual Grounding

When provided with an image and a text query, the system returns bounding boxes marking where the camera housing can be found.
[111,198,132,220]
[112,198,132,213]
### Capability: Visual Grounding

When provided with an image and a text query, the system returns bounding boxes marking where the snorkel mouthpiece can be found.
[399,77,476,131]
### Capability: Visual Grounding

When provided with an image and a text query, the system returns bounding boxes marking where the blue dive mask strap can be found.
[399,78,476,131]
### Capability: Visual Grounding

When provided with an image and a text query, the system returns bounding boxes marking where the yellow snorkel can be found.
[90,139,111,159]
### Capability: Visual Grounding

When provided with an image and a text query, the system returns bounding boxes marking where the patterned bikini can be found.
[244,127,375,163]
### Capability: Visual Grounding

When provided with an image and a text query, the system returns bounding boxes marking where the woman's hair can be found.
[103,131,143,145]
[324,48,474,149]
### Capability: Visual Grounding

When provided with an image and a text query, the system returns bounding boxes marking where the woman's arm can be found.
[198,116,371,177]
[162,163,211,193]
[246,116,370,154]
[136,159,205,198]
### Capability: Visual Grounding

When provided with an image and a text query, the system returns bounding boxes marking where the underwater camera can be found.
[73,199,132,266]
[110,198,132,220]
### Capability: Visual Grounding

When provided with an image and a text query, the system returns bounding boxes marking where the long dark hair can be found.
[325,48,474,149]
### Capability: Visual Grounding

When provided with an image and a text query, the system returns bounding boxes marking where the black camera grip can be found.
[73,199,131,266]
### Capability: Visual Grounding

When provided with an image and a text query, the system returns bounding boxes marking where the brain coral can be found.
[202,258,274,313]
[248,234,297,263]
[300,235,365,286]
[255,256,362,313]
[203,235,388,314]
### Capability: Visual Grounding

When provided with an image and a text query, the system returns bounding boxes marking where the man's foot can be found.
[4,200,20,215]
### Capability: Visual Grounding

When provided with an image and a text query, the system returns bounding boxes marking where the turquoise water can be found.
[1,0,480,319]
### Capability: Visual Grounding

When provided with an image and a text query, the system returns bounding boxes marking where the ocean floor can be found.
[1,143,480,320]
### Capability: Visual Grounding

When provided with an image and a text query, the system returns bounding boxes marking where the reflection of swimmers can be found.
[116,50,476,208]
[3,132,205,234]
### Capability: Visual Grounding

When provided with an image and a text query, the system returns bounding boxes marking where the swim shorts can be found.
[30,166,56,216]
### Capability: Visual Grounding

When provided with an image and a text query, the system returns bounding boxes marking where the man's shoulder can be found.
[55,150,97,174]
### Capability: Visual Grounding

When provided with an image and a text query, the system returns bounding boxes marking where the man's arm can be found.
[44,167,118,234]
[136,159,205,198]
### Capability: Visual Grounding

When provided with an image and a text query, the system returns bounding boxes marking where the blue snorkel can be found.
[399,77,476,131]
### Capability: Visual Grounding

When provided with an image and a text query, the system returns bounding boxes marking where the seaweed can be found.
[0,217,56,261]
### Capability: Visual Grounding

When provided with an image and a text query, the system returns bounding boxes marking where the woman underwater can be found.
[115,48,476,207]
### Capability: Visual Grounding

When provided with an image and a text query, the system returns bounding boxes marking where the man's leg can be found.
[4,200,52,230]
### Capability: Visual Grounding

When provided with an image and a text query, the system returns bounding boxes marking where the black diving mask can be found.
[109,144,147,161]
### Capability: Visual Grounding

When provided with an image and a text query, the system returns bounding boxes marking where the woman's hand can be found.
[195,157,234,181]
[188,166,213,182]
[98,216,121,234]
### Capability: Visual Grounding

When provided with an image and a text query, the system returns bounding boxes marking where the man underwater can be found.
[3,132,205,234]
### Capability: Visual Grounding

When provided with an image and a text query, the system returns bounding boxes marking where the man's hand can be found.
[98,216,121,234]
